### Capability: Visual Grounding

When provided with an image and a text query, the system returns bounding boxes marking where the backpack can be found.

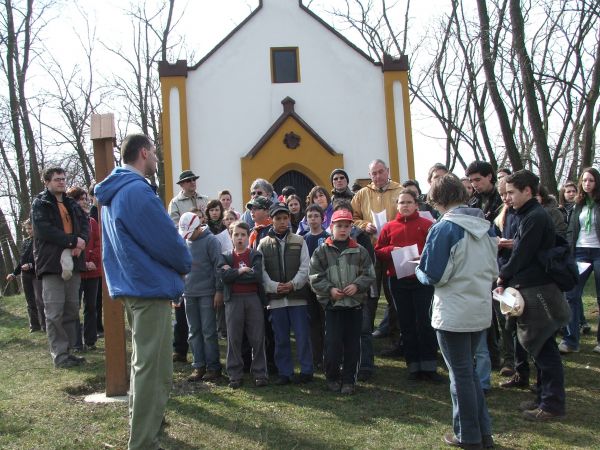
[536,234,579,292]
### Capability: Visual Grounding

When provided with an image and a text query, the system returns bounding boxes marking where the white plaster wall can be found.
[185,0,389,209]
[169,87,183,197]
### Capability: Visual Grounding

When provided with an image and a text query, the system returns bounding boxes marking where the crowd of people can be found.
[7,132,599,450]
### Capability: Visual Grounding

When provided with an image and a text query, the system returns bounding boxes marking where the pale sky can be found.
[39,0,454,188]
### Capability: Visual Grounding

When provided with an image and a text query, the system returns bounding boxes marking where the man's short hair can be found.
[305,203,324,220]
[332,199,354,213]
[121,134,152,164]
[428,174,468,208]
[231,220,250,235]
[251,178,273,195]
[505,170,539,195]
[497,167,512,176]
[218,190,231,198]
[465,160,496,184]
[427,163,448,183]
[281,186,296,197]
[42,167,65,182]
[368,159,388,172]
[402,179,422,195]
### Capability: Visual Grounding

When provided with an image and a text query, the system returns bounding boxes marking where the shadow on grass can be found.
[63,374,106,396]
[0,304,27,331]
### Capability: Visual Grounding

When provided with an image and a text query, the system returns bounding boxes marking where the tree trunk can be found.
[580,28,600,170]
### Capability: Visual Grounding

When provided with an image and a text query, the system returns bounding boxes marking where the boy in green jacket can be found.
[309,209,375,394]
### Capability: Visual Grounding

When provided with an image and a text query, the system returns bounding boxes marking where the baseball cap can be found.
[269,202,290,217]
[246,195,272,210]
[330,209,353,223]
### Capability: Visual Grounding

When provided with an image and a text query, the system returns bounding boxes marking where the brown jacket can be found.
[351,181,403,242]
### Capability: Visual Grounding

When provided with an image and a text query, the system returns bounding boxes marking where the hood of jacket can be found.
[442,207,491,241]
[95,167,154,206]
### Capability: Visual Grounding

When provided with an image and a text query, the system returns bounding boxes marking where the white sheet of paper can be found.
[577,262,591,275]
[391,244,420,279]
[371,210,388,236]
[418,211,435,222]
[492,290,517,308]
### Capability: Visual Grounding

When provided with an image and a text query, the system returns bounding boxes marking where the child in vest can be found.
[303,204,329,370]
[258,202,314,385]
[309,209,375,394]
[217,221,268,388]
[178,212,223,382]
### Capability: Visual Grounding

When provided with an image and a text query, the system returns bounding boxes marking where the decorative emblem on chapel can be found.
[283,132,301,149]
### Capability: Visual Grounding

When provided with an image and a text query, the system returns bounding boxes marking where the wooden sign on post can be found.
[90,113,128,397]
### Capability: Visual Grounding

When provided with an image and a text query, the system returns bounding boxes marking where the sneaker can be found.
[522,407,564,421]
[68,354,86,363]
[593,344,600,354]
[173,352,188,363]
[254,378,268,387]
[55,357,83,369]
[581,322,591,335]
[558,342,579,354]
[274,375,291,386]
[499,374,529,389]
[327,380,341,392]
[518,400,538,412]
[499,365,515,377]
[187,368,206,382]
[201,370,222,382]
[442,432,483,449]
[420,371,445,383]
[340,384,355,395]
[228,379,243,389]
[356,370,372,382]
[294,373,314,384]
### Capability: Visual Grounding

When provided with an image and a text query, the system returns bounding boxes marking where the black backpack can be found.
[537,234,579,292]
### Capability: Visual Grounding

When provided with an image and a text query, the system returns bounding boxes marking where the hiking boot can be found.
[68,354,86,363]
[518,400,538,412]
[482,434,494,448]
[558,342,579,354]
[228,379,243,389]
[202,370,222,382]
[420,371,445,383]
[173,352,188,363]
[187,368,206,382]
[254,378,268,387]
[499,365,515,377]
[499,374,529,389]
[442,433,483,449]
[340,384,355,395]
[522,407,564,421]
[327,380,341,392]
[274,375,291,386]
[294,373,314,384]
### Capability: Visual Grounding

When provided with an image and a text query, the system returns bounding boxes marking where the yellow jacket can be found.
[351,181,403,241]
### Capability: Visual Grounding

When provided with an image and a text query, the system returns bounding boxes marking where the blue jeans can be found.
[437,330,492,445]
[185,296,221,371]
[475,329,491,390]
[270,305,313,377]
[563,247,600,349]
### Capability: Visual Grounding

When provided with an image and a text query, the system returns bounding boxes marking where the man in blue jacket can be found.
[95,134,191,450]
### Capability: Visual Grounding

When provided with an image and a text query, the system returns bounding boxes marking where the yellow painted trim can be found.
[159,75,190,206]
[383,70,415,181]
[241,116,343,205]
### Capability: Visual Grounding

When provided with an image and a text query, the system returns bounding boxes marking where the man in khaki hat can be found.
[168,170,209,363]
[168,170,209,225]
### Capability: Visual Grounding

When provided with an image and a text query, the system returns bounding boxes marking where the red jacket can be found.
[375,211,433,278]
[82,217,101,279]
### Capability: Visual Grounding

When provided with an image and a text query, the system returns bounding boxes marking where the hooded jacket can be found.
[416,207,498,332]
[184,230,221,297]
[31,188,88,277]
[95,167,191,299]
[351,180,403,242]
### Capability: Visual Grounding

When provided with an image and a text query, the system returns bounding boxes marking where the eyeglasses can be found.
[251,190,264,196]
[52,177,66,183]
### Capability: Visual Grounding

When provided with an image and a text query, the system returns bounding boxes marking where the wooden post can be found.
[91,114,128,397]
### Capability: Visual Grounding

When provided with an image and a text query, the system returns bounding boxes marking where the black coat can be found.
[499,198,555,288]
[31,189,88,277]
[468,188,503,225]
[11,237,35,276]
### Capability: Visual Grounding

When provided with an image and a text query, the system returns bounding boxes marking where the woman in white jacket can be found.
[416,174,498,450]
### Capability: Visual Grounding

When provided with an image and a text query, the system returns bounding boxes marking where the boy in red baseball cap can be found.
[309,209,375,394]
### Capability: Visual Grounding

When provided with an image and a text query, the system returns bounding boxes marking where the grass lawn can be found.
[1,289,599,450]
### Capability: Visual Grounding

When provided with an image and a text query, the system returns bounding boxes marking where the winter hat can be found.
[179,211,202,240]
[330,168,349,185]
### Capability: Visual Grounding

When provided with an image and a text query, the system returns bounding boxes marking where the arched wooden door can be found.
[273,170,315,206]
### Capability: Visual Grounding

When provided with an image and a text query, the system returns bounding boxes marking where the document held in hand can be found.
[391,244,420,279]
[371,210,388,237]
